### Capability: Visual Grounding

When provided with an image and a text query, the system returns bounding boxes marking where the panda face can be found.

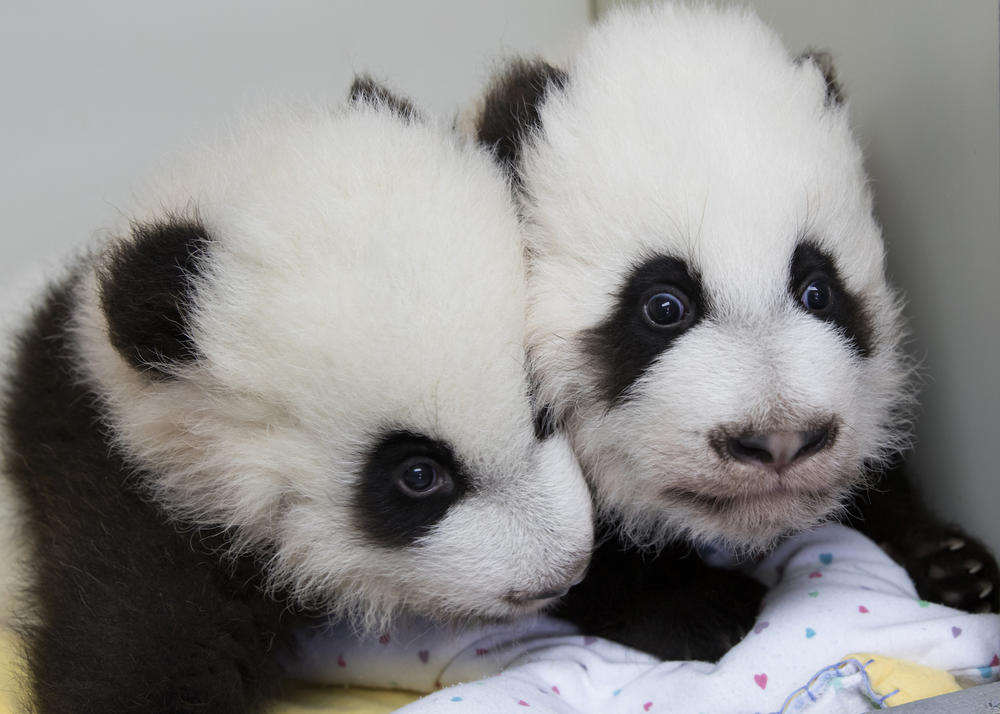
[485,5,915,552]
[71,102,593,627]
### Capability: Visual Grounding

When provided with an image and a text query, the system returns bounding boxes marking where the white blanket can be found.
[285,525,1000,713]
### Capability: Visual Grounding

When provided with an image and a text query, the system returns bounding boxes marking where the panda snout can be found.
[504,587,570,605]
[718,422,836,472]
[503,555,590,606]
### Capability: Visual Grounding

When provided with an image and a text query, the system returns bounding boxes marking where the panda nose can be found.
[725,426,832,471]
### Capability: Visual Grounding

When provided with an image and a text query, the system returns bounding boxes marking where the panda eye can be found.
[643,290,689,328]
[396,457,453,498]
[800,277,833,313]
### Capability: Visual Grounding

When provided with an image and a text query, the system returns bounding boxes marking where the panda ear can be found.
[475,58,568,181]
[796,50,844,107]
[349,75,420,120]
[98,218,211,376]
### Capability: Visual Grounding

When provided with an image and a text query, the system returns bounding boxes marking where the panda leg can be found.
[19,525,289,714]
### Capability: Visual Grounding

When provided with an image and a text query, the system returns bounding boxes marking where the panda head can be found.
[71,84,593,628]
[472,5,915,553]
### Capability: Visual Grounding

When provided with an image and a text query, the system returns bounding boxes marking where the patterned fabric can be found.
[286,525,1000,713]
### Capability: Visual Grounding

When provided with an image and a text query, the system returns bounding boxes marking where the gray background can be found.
[0,0,590,310]
[2,1,997,550]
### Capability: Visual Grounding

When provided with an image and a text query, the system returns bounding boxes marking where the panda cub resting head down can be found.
[470,4,925,659]
[0,83,593,712]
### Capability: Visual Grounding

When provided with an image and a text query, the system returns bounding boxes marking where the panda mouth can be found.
[503,588,571,607]
[660,483,842,514]
[502,558,589,609]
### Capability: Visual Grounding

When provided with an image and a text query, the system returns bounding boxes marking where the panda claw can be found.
[942,537,965,552]
[979,582,994,599]
[967,560,984,575]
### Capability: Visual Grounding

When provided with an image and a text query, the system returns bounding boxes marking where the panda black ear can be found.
[349,75,420,120]
[796,50,844,107]
[475,58,568,182]
[98,218,211,376]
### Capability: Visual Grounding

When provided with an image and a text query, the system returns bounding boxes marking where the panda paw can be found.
[880,525,1000,613]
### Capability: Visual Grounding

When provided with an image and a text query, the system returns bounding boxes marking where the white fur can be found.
[64,103,592,626]
[503,4,915,551]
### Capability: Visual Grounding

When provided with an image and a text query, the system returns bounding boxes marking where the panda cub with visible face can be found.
[471,4,996,659]
[0,83,592,713]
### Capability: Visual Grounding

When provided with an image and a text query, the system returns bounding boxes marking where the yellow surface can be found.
[274,683,420,713]
[846,652,962,706]
[0,630,420,714]
[1,631,23,714]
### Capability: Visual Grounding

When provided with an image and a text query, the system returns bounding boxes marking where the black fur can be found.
[555,531,766,661]
[3,277,294,713]
[789,241,873,358]
[353,431,470,548]
[99,219,211,376]
[584,255,706,404]
[532,403,557,440]
[348,76,419,120]
[475,58,567,180]
[796,50,845,107]
[528,371,557,440]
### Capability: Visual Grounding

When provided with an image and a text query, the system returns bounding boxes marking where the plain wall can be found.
[0,0,591,317]
[596,0,1000,550]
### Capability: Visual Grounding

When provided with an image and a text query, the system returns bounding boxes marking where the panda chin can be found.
[497,594,568,620]
[605,465,858,554]
[660,482,849,552]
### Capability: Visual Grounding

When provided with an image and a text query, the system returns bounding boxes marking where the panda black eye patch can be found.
[584,255,705,404]
[788,241,873,358]
[353,430,470,548]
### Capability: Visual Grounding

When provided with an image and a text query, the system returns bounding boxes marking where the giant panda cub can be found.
[469,4,999,660]
[0,82,593,713]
